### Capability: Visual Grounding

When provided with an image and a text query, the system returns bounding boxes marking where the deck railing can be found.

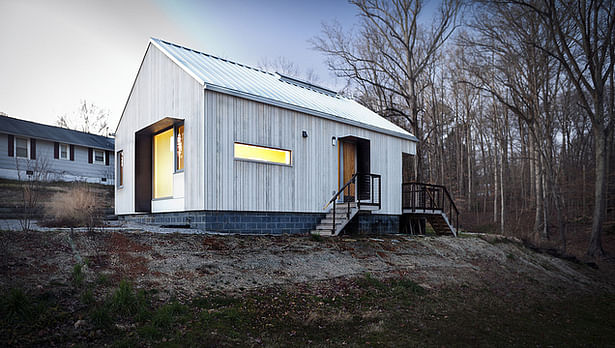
[402,182,459,232]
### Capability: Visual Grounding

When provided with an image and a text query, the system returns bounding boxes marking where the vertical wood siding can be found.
[203,90,415,215]
[115,44,204,214]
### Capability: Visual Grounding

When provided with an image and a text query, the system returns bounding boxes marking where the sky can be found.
[0,0,360,132]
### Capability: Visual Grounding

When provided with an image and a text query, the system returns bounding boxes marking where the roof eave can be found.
[2,130,114,150]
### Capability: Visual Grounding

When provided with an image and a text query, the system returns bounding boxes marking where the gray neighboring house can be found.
[0,114,115,185]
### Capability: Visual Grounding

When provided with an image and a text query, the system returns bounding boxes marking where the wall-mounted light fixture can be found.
[302,130,308,138]
[331,136,337,146]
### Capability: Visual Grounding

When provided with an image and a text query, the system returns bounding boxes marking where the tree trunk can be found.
[588,124,607,256]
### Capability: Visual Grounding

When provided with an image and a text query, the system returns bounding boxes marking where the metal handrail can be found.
[325,173,382,235]
[402,182,460,233]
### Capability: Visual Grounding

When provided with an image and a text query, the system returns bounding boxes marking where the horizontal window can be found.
[234,142,291,165]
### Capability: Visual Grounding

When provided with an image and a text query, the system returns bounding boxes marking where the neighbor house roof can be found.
[0,115,114,150]
[149,38,417,141]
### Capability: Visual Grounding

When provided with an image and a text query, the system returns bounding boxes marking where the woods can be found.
[314,0,615,256]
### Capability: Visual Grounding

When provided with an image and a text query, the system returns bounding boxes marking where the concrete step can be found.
[311,230,334,236]
[334,202,357,208]
[320,218,345,225]
[315,224,337,230]
[325,212,353,219]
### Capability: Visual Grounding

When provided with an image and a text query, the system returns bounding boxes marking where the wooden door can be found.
[341,142,356,200]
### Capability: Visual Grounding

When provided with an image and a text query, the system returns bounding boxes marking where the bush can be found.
[72,263,85,288]
[43,183,103,228]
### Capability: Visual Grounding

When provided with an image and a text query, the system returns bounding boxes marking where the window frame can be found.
[117,150,124,189]
[152,126,175,200]
[93,149,105,165]
[14,137,29,158]
[174,122,184,173]
[59,143,69,160]
[233,142,292,166]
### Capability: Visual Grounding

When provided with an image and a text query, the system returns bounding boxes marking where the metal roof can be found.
[150,38,417,141]
[0,115,114,150]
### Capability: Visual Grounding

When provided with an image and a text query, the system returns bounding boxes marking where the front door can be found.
[340,141,356,201]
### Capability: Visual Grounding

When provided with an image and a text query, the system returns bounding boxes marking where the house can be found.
[115,38,458,236]
[0,114,115,185]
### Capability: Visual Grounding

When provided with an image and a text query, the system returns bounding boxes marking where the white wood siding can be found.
[203,91,415,215]
[115,44,204,214]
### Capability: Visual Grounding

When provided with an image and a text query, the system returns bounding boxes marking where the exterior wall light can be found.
[331,136,337,146]
[302,130,308,138]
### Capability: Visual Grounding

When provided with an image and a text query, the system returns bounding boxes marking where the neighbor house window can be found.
[153,128,174,199]
[117,151,124,188]
[175,124,184,171]
[15,137,28,158]
[59,144,69,159]
[94,149,105,164]
[234,142,291,165]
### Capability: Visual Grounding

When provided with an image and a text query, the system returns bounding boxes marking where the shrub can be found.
[90,305,112,329]
[109,280,148,316]
[1,288,33,320]
[43,183,103,228]
[72,263,85,288]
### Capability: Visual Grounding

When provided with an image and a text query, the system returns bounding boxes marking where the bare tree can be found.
[15,156,50,232]
[515,0,615,256]
[57,100,110,136]
[258,56,321,83]
[312,0,462,180]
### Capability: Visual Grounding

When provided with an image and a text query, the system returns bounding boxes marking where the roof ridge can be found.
[0,114,113,140]
[151,37,343,98]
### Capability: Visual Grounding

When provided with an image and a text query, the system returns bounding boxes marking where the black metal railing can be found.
[325,173,382,234]
[402,182,459,233]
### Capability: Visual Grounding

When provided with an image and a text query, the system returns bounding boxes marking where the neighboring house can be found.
[0,114,115,185]
[116,38,458,236]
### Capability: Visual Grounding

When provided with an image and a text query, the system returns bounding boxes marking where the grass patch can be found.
[96,273,111,286]
[108,280,147,316]
[1,288,35,321]
[1,276,614,347]
[89,305,112,329]
[71,263,85,288]
[309,233,324,242]
[356,272,387,290]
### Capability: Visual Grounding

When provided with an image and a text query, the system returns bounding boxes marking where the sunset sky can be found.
[0,0,438,132]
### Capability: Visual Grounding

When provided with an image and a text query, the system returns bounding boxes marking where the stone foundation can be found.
[119,211,325,235]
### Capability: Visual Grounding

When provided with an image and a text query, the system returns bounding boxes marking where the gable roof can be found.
[149,38,417,142]
[0,115,114,150]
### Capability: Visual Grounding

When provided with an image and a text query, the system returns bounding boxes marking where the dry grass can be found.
[43,183,104,228]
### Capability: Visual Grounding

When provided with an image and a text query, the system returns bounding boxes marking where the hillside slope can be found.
[1,230,613,346]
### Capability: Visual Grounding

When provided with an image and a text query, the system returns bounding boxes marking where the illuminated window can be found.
[153,128,173,198]
[60,144,68,159]
[117,151,124,188]
[176,124,184,171]
[234,143,291,165]
[15,137,28,158]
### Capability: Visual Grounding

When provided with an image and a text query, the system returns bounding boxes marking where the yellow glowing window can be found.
[176,125,184,171]
[153,128,174,198]
[234,143,291,165]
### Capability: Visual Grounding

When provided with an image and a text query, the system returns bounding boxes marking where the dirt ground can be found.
[1,229,613,300]
[2,228,615,347]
